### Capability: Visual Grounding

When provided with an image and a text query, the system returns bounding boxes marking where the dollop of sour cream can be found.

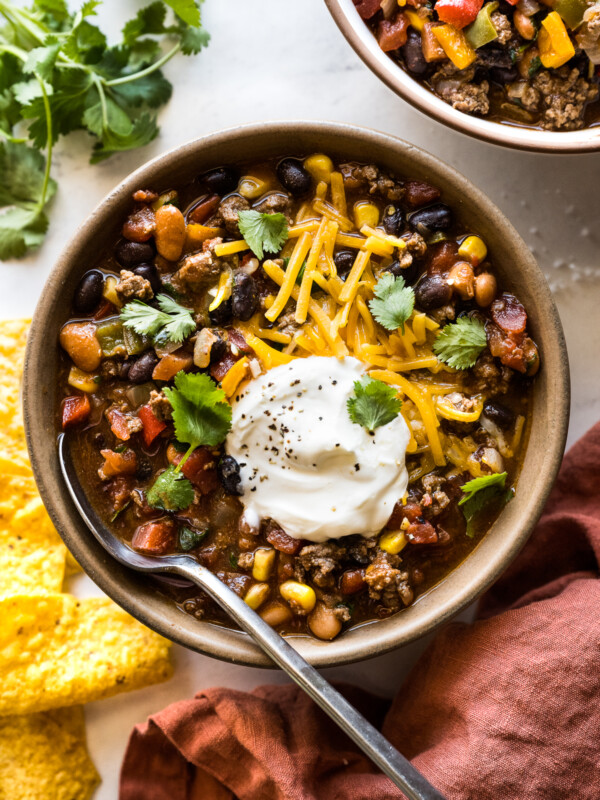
[226,356,410,543]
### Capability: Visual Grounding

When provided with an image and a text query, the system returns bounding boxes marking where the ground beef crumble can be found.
[339,163,404,202]
[533,67,599,131]
[174,238,224,289]
[115,269,154,302]
[148,390,173,421]
[431,65,490,115]
[364,551,414,611]
[295,542,346,588]
[212,195,251,236]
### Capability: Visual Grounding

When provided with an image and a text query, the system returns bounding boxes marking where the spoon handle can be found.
[175,560,445,800]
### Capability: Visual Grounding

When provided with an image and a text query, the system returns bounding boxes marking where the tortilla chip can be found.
[0,706,100,799]
[0,594,173,715]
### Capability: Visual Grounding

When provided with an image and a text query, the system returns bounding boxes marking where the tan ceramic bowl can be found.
[325,0,600,153]
[24,121,569,667]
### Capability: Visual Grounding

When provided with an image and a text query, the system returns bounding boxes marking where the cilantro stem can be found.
[105,42,181,86]
[175,443,197,473]
[34,75,53,217]
[0,43,26,61]
[92,74,109,129]
[0,2,47,48]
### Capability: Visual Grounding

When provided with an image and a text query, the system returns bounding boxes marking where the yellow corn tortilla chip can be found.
[0,594,173,716]
[0,706,100,800]
[0,474,66,595]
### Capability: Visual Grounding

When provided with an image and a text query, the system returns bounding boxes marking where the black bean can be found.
[334,250,355,279]
[415,275,453,310]
[209,297,233,326]
[115,241,155,269]
[93,432,106,448]
[276,158,312,197]
[490,66,519,85]
[128,351,158,384]
[119,360,131,380]
[386,258,418,286]
[476,47,513,69]
[202,166,239,196]
[483,400,515,430]
[218,455,242,496]
[136,459,153,481]
[408,203,453,233]
[401,30,430,77]
[382,205,405,236]
[74,270,104,314]
[132,263,162,295]
[231,272,258,321]
[209,333,227,364]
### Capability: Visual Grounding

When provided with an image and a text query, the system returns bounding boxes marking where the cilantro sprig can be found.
[347,376,402,432]
[369,273,415,334]
[121,294,196,344]
[237,210,289,259]
[146,372,232,512]
[459,472,513,537]
[433,317,487,370]
[0,0,209,260]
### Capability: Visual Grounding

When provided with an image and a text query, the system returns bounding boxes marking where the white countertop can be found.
[3,1,599,795]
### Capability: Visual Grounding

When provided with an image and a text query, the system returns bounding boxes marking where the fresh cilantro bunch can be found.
[237,210,289,259]
[146,372,233,511]
[0,0,209,260]
[121,294,196,344]
[369,273,415,334]
[459,472,512,537]
[347,376,402,432]
[433,317,487,370]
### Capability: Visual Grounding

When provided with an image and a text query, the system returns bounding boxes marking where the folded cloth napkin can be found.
[120,423,600,800]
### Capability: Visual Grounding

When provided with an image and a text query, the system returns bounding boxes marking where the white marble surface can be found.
[2,0,600,795]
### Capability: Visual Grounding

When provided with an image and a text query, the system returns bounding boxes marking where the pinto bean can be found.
[154,205,186,261]
[60,322,102,372]
[446,261,475,300]
[340,569,366,595]
[514,9,536,39]
[475,272,497,307]
[308,603,343,640]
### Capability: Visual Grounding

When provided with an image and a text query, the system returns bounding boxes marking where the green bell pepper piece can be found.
[555,0,587,29]
[465,2,499,49]
[123,326,151,356]
[96,318,126,357]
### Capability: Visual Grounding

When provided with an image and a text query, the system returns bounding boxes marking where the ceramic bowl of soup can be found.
[325,0,600,153]
[23,121,569,666]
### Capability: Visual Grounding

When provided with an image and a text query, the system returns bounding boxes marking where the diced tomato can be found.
[99,448,137,480]
[435,0,484,29]
[426,241,459,275]
[172,447,219,495]
[387,500,423,529]
[189,195,220,225]
[377,13,410,51]
[122,207,156,242]
[490,293,527,334]
[407,520,438,544]
[107,408,133,441]
[404,181,441,209]
[340,569,367,595]
[266,524,305,555]
[210,352,239,382]
[487,325,530,375]
[106,476,133,512]
[353,0,381,19]
[61,395,90,430]
[132,519,177,555]
[138,404,167,447]
[152,352,193,382]
[227,328,252,354]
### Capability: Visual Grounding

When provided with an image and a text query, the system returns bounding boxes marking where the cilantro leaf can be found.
[164,372,232,449]
[147,465,194,511]
[237,210,289,260]
[369,273,415,333]
[459,472,512,537]
[0,0,209,259]
[347,376,402,432]
[433,317,487,370]
[120,293,196,344]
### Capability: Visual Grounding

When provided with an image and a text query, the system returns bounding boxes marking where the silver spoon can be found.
[58,434,445,800]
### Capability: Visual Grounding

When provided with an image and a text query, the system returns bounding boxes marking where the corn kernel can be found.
[238,176,269,199]
[68,366,98,393]
[102,275,121,308]
[458,235,487,267]
[303,154,334,184]
[405,9,426,29]
[353,201,379,230]
[244,583,270,610]
[252,548,276,582]
[280,580,316,613]
[379,530,408,555]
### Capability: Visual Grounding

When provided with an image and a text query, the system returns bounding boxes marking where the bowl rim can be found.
[324,0,600,154]
[23,120,570,668]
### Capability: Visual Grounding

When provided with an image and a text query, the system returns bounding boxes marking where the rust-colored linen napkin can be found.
[120,423,600,800]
